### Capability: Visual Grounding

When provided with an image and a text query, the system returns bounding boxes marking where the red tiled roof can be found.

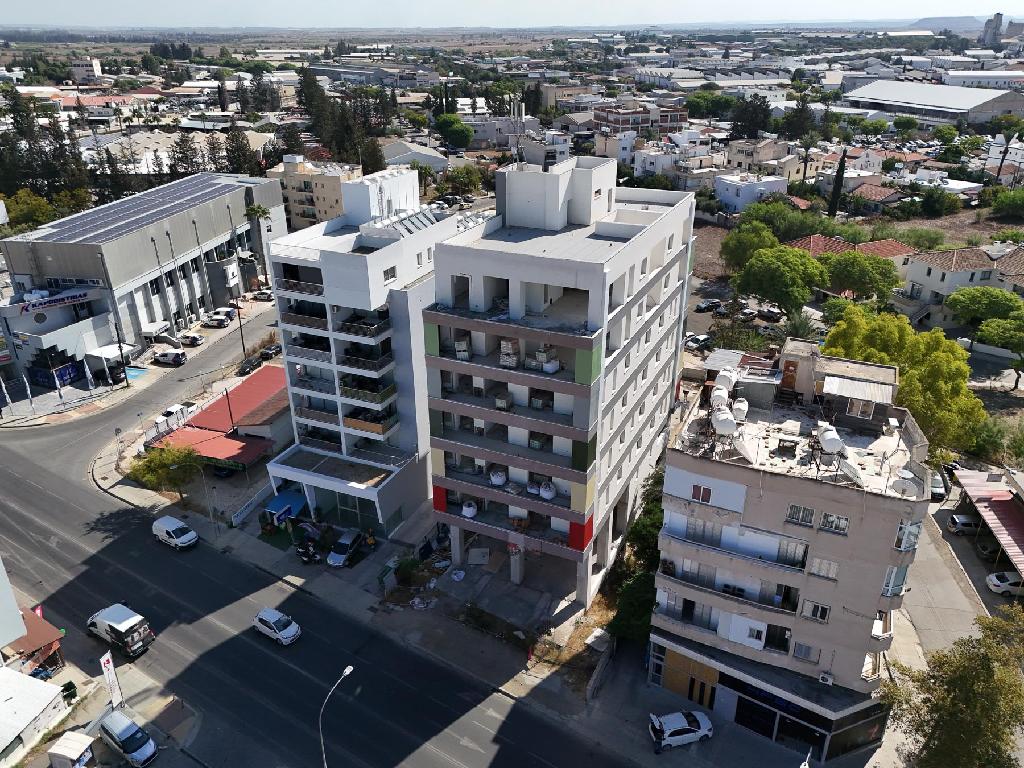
[994,247,1024,277]
[155,427,272,467]
[188,365,286,433]
[911,248,995,271]
[851,183,903,203]
[784,234,852,256]
[877,150,930,163]
[59,95,134,108]
[786,195,813,210]
[6,608,63,655]
[855,239,917,260]
[236,388,289,427]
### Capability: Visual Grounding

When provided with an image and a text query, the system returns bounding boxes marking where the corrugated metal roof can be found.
[845,80,1011,111]
[822,375,893,404]
[959,470,1024,577]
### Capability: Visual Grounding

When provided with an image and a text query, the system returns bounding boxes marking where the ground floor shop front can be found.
[649,631,888,762]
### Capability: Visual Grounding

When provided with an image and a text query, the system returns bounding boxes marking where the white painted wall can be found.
[664,464,747,513]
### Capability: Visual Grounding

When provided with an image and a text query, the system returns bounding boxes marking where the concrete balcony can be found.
[338,381,397,408]
[342,411,399,438]
[293,405,341,426]
[275,278,324,296]
[290,375,337,397]
[424,301,600,348]
[281,312,329,331]
[336,352,395,376]
[286,344,332,364]
[334,315,392,342]
[430,391,589,442]
[658,528,806,577]
[434,466,586,524]
[432,427,587,484]
[655,570,800,617]
[298,434,343,454]
[427,349,590,398]
[433,501,585,562]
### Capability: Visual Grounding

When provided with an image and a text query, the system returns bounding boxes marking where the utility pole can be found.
[237,309,247,359]
[98,252,130,388]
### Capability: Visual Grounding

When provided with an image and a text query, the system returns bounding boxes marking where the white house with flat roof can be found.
[714,173,788,212]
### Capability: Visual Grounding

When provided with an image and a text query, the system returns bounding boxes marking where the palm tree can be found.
[799,131,820,183]
[783,311,817,340]
[995,130,1019,182]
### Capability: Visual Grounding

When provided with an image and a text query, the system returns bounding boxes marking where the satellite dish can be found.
[891,477,918,496]
[839,458,865,488]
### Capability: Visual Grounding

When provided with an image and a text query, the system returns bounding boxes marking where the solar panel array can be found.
[27,174,252,245]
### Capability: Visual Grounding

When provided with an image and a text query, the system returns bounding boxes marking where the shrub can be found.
[992,190,1024,220]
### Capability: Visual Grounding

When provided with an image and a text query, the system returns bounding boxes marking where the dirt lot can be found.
[888,209,1020,246]
[691,222,729,279]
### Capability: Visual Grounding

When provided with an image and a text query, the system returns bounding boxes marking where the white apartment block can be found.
[266,155,363,231]
[651,340,931,762]
[70,58,102,83]
[595,130,640,165]
[265,168,489,537]
[519,130,571,167]
[423,156,695,606]
[713,173,789,213]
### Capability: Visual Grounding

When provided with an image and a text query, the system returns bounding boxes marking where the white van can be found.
[152,515,198,549]
[87,604,155,657]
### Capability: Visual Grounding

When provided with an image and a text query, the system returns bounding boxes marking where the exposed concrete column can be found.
[598,516,613,569]
[576,550,594,605]
[302,484,317,520]
[450,525,464,566]
[509,545,524,585]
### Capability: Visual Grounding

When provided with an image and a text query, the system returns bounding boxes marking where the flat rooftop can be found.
[5,173,269,245]
[676,399,926,500]
[277,447,393,488]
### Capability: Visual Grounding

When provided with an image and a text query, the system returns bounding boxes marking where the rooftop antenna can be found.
[376,181,386,221]
[509,95,525,168]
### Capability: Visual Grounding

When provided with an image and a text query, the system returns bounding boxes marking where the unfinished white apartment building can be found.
[650,339,931,761]
[424,156,696,606]
[265,168,492,536]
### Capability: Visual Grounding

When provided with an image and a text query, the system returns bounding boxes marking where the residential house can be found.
[714,174,789,213]
[381,141,449,174]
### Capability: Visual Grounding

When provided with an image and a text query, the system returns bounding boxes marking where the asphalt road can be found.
[0,318,632,768]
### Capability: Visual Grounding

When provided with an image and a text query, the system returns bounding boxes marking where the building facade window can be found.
[149,278,161,296]
[383,266,397,283]
[808,557,839,580]
[801,600,831,623]
[691,485,712,504]
[819,512,849,535]
[882,565,909,596]
[786,504,815,527]
[846,398,874,419]
[894,520,923,551]
[793,642,821,663]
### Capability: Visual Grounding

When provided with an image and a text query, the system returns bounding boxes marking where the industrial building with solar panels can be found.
[0,173,284,385]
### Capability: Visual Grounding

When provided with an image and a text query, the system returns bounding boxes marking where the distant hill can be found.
[914,16,985,33]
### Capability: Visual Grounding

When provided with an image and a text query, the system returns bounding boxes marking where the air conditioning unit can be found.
[818,672,834,686]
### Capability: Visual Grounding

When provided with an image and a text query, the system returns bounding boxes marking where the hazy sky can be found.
[0,1,1002,29]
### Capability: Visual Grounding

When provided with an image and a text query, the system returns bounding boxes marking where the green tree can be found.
[625,468,665,573]
[820,250,900,300]
[733,246,828,316]
[224,122,261,176]
[128,446,202,499]
[881,605,1024,768]
[359,137,386,174]
[0,188,56,228]
[798,131,820,182]
[898,227,945,251]
[279,123,303,155]
[932,124,958,144]
[168,131,203,177]
[607,572,656,641]
[730,94,771,139]
[921,186,961,217]
[893,115,918,137]
[823,306,986,450]
[978,309,1024,389]
[821,296,857,326]
[408,160,435,193]
[781,95,813,140]
[684,89,736,119]
[993,190,1024,220]
[720,221,779,272]
[446,164,481,195]
[782,310,817,340]
[946,287,1024,329]
[403,109,428,129]
[860,119,888,136]
[828,148,846,218]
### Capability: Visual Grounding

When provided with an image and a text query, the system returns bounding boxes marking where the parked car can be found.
[152,515,198,550]
[930,472,947,501]
[238,356,263,376]
[987,571,1024,597]
[649,711,713,753]
[214,306,237,320]
[737,308,757,323]
[259,344,283,360]
[757,324,782,338]
[976,536,1002,562]
[326,529,364,568]
[180,332,205,347]
[252,607,301,645]
[757,306,784,322]
[461,194,475,203]
[694,299,721,313]
[99,710,158,767]
[94,365,126,385]
[212,466,237,479]
[946,513,983,536]
[161,404,186,419]
[253,289,274,301]
[202,315,230,329]
[685,334,712,352]
[154,350,187,366]
[712,304,731,318]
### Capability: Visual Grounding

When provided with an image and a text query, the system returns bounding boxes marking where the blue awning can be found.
[266,490,307,525]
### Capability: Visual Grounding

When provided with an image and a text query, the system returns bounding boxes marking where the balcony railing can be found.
[286,344,332,363]
[659,527,806,574]
[336,353,394,371]
[294,406,340,425]
[656,568,799,615]
[299,435,342,453]
[275,278,324,296]
[335,316,392,337]
[343,412,399,435]
[338,382,397,404]
[291,376,336,395]
[281,312,329,330]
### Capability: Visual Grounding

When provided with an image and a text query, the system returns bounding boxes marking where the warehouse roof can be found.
[844,81,1013,112]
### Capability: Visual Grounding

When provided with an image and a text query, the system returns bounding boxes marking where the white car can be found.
[152,515,198,550]
[99,710,158,767]
[253,289,274,301]
[649,711,713,753]
[253,607,301,645]
[180,332,205,347]
[685,334,711,351]
[987,571,1024,597]
[930,472,947,501]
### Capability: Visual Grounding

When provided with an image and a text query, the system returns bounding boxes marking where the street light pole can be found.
[319,665,354,768]
[97,252,130,389]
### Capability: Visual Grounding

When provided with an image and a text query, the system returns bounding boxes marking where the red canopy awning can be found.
[959,469,1024,575]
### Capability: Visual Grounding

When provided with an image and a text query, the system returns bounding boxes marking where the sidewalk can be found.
[11,586,200,768]
[92,429,930,768]
[0,299,276,428]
